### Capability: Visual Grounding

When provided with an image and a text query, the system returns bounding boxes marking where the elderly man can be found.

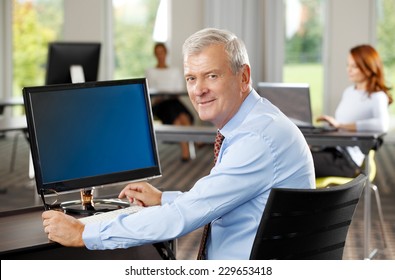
[42,28,314,260]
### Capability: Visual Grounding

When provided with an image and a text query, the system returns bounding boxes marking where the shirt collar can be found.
[219,89,260,137]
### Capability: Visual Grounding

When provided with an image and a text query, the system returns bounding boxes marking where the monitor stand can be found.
[60,189,129,216]
[70,65,85,83]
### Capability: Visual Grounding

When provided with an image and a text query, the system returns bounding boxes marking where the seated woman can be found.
[313,44,392,177]
[146,42,194,162]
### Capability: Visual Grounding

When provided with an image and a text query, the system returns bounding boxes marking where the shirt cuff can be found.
[82,223,104,250]
[161,191,182,205]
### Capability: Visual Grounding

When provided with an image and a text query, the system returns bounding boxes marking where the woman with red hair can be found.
[313,44,393,177]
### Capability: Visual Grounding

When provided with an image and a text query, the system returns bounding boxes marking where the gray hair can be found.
[182,28,250,75]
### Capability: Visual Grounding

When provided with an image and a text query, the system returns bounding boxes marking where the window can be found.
[376,0,395,117]
[112,0,160,79]
[12,0,63,97]
[153,0,168,43]
[283,0,325,120]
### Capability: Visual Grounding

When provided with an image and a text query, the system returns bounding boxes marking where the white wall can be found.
[324,0,375,114]
[168,0,204,70]
[167,0,205,125]
[63,0,108,81]
[0,1,12,105]
[63,0,104,41]
[203,0,265,91]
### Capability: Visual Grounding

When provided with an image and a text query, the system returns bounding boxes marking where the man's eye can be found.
[186,77,195,82]
[208,74,217,79]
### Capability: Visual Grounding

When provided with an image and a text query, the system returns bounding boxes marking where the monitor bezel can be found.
[23,78,162,194]
[45,42,101,85]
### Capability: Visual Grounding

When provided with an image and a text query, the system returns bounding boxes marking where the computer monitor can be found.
[23,78,161,214]
[45,42,101,85]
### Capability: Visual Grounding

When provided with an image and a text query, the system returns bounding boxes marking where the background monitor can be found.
[23,78,161,214]
[45,42,101,85]
[257,82,313,127]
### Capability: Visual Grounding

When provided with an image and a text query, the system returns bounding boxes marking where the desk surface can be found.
[154,124,384,151]
[302,130,384,153]
[0,97,24,107]
[2,112,384,151]
[0,119,382,153]
[0,207,162,259]
[155,124,216,143]
[0,116,27,133]
[0,207,52,253]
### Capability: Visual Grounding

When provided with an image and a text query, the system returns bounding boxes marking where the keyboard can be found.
[298,125,338,134]
[79,204,143,224]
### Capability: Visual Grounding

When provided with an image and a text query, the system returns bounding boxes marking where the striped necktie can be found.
[197,130,224,260]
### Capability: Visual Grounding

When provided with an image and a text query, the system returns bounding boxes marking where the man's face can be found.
[184,44,250,129]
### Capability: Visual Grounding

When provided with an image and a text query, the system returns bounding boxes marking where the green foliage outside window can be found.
[283,0,324,120]
[12,0,63,96]
[377,0,395,114]
[285,0,323,64]
[12,0,160,98]
[113,0,160,79]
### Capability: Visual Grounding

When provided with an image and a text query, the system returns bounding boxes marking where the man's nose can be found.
[193,79,208,96]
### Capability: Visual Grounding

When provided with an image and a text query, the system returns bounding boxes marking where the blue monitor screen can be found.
[23,79,161,194]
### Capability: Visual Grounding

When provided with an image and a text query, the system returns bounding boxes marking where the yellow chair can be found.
[315,150,387,249]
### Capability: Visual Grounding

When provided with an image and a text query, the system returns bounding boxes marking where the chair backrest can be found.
[250,174,366,260]
[367,150,376,181]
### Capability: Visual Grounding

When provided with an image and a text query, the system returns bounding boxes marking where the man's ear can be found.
[240,64,251,92]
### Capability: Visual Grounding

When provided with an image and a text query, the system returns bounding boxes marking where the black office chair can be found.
[250,174,366,260]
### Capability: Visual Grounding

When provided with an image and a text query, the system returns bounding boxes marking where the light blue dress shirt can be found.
[83,89,315,259]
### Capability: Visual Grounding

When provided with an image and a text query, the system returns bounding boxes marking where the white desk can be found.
[0,116,27,133]
[0,97,24,115]
[0,97,24,106]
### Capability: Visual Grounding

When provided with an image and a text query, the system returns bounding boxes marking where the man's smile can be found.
[197,98,216,106]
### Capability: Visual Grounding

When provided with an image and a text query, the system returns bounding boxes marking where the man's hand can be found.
[119,181,162,207]
[42,210,85,247]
